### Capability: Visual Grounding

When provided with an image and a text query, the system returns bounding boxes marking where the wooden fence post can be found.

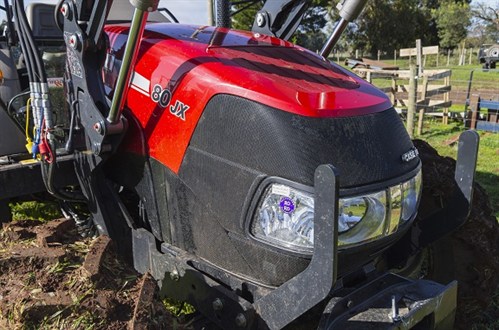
[417,75,429,135]
[443,75,451,124]
[407,65,417,138]
[394,50,397,65]
[469,94,480,129]
[416,39,423,76]
[447,49,451,66]
[391,76,397,106]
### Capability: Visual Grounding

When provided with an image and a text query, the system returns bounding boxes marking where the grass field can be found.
[416,119,499,221]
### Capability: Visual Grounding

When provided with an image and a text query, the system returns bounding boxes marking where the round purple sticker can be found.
[280,197,295,214]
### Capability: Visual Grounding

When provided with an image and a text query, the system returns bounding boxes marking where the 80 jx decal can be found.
[151,84,189,121]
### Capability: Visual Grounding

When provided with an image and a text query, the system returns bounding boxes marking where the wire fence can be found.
[330,48,488,68]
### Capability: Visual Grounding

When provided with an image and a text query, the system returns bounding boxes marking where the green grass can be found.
[9,200,62,221]
[416,120,499,220]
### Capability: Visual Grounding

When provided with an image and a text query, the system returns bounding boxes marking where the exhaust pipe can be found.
[320,0,368,58]
[214,0,231,28]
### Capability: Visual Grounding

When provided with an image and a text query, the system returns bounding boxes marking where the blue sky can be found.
[161,0,209,25]
[19,0,210,24]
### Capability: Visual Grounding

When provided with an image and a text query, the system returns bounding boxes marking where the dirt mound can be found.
[415,139,499,328]
[0,219,178,329]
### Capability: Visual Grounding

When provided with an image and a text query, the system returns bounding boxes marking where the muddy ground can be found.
[0,141,498,329]
[0,219,191,329]
[414,139,499,328]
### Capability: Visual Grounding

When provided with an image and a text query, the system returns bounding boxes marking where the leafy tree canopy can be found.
[230,0,475,54]
[348,0,472,54]
[469,1,499,45]
[432,1,471,49]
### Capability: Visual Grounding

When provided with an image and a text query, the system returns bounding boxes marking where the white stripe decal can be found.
[130,84,150,97]
[130,71,150,96]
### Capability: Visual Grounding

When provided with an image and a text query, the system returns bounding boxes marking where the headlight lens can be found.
[338,191,387,246]
[401,171,422,222]
[251,171,422,253]
[254,184,315,253]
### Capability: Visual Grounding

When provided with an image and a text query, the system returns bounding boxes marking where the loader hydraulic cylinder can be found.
[107,0,159,124]
[320,0,367,58]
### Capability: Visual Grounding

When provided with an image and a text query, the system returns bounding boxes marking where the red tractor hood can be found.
[104,23,392,172]
[106,23,391,117]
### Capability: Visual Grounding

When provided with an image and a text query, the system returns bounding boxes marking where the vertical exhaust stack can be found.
[107,0,159,125]
[320,0,367,58]
[215,0,231,28]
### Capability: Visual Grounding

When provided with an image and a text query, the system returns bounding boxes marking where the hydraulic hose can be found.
[17,0,52,135]
[13,1,40,144]
[16,0,46,82]
[14,0,44,159]
[40,144,85,203]
[14,0,84,202]
[13,2,34,83]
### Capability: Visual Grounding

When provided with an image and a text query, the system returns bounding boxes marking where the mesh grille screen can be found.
[190,94,417,188]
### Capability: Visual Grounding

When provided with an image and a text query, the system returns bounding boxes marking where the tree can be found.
[343,0,472,56]
[470,1,499,45]
[432,1,471,49]
[291,1,330,51]
[348,0,428,55]
[231,0,261,31]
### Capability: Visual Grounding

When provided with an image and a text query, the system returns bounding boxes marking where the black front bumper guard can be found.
[131,131,479,330]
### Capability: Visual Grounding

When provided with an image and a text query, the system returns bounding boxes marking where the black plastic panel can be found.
[173,94,420,287]
[189,94,418,189]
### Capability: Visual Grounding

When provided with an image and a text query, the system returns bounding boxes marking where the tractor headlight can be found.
[253,184,315,253]
[251,171,422,253]
[401,171,422,222]
[337,191,387,246]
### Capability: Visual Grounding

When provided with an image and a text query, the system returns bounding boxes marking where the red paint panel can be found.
[104,24,392,173]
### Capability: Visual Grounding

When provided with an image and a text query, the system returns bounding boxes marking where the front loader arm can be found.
[62,0,158,149]
[251,0,311,41]
[57,0,158,237]
[250,0,367,58]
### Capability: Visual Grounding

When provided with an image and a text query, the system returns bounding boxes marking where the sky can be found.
[18,0,211,25]
[161,0,210,25]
